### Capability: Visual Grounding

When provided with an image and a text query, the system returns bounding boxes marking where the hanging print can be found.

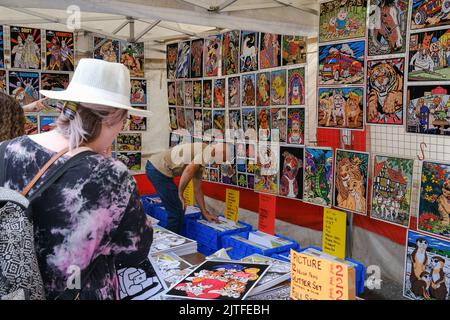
[130,79,147,105]
[240,31,259,73]
[45,30,74,71]
[279,146,304,200]
[270,107,287,143]
[202,109,213,134]
[334,149,369,215]
[257,108,271,142]
[0,70,6,94]
[259,33,281,69]
[242,74,256,107]
[411,0,450,30]
[93,36,119,62]
[8,71,39,107]
[194,108,203,137]
[419,161,450,239]
[228,109,242,135]
[367,57,404,125]
[406,85,450,135]
[117,152,142,171]
[25,115,38,135]
[318,40,365,86]
[319,0,368,43]
[255,144,279,195]
[221,164,237,185]
[121,42,145,78]
[288,67,305,106]
[242,108,257,140]
[213,78,226,108]
[176,41,191,79]
[213,109,226,138]
[408,29,450,81]
[193,80,202,108]
[176,107,186,129]
[222,30,240,75]
[190,38,204,78]
[318,86,364,130]
[403,230,450,300]
[256,72,271,106]
[40,72,70,111]
[166,43,178,80]
[371,155,413,227]
[176,80,184,106]
[282,35,306,66]
[271,69,286,105]
[287,107,305,145]
[168,82,176,106]
[184,81,193,108]
[204,35,221,77]
[0,26,4,68]
[116,133,142,152]
[39,116,57,132]
[203,79,213,108]
[228,76,241,108]
[128,110,147,131]
[303,147,333,207]
[169,107,178,130]
[10,26,41,69]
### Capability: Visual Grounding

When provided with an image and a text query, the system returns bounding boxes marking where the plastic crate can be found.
[271,250,295,262]
[185,216,253,252]
[222,231,300,260]
[197,243,217,256]
[151,205,202,229]
[181,207,202,237]
[140,194,163,216]
[299,246,366,296]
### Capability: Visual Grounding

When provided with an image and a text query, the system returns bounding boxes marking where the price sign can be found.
[258,193,276,235]
[225,189,240,222]
[322,208,347,259]
[183,180,195,206]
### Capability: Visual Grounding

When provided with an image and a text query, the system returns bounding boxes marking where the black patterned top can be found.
[0,136,153,300]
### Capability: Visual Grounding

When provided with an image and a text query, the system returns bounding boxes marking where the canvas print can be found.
[228,76,240,108]
[185,108,194,135]
[25,115,38,135]
[282,35,306,66]
[164,260,269,300]
[190,38,203,78]
[270,108,287,143]
[39,116,57,132]
[213,109,226,138]
[176,80,184,106]
[10,26,41,69]
[193,80,202,108]
[202,109,213,136]
[403,230,450,300]
[94,36,119,62]
[228,109,242,136]
[117,152,142,171]
[117,133,142,152]
[8,71,39,107]
[367,57,405,125]
[121,42,145,78]
[318,41,365,86]
[0,26,4,68]
[411,0,450,30]
[279,146,304,200]
[176,41,191,79]
[194,108,203,136]
[40,72,70,111]
[242,74,256,107]
[334,149,369,215]
[45,30,74,71]
[130,79,147,105]
[318,86,364,129]
[371,155,413,227]
[222,30,240,75]
[240,31,259,73]
[259,33,281,69]
[287,108,305,145]
[256,72,271,106]
[303,147,333,207]
[176,107,186,129]
[319,0,368,43]
[214,78,226,108]
[0,70,6,94]
[166,43,178,80]
[168,82,176,106]
[203,80,213,108]
[408,29,450,81]
[287,67,305,106]
[242,108,257,141]
[169,107,178,130]
[406,85,450,135]
[255,144,279,194]
[419,161,450,239]
[368,0,408,56]
[271,70,286,105]
[221,164,237,185]
[257,108,271,142]
[204,35,221,77]
[128,113,147,131]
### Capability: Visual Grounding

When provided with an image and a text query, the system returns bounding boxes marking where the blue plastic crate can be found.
[197,243,217,256]
[151,205,202,230]
[185,216,252,252]
[298,246,366,296]
[181,207,202,237]
[140,194,163,216]
[222,231,300,260]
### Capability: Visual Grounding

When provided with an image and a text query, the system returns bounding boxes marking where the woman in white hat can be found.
[0,58,153,300]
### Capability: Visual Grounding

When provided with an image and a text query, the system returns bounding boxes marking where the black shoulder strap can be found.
[0,140,11,187]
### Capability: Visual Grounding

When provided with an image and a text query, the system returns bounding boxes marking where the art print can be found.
[177,107,186,129]
[169,107,178,130]
[238,173,248,189]
[130,79,147,105]
[256,72,271,106]
[287,108,305,145]
[411,0,450,30]
[25,115,38,135]
[39,116,57,132]
[10,26,41,69]
[259,33,281,69]
[40,72,70,111]
[185,108,194,136]
[222,30,240,75]
[242,74,256,107]
[255,144,279,195]
[176,41,191,79]
[202,109,213,134]
[128,112,147,131]
[8,71,39,107]
[271,70,286,105]
[117,152,142,171]
[193,80,202,108]
[45,30,74,71]
[282,35,306,66]
[288,67,305,106]
[166,43,178,80]
[214,78,226,108]
[168,82,176,106]
[0,70,5,94]
[270,107,287,143]
[203,80,213,108]
[117,133,142,152]
[0,26,4,68]
[242,108,257,140]
[240,31,259,73]
[204,35,221,77]
[228,76,240,108]
[194,108,203,136]
[176,80,184,106]
[213,109,226,138]
[228,109,242,134]
[150,252,193,289]
[303,147,333,207]
[209,168,220,182]
[257,108,271,142]
[279,146,304,199]
[94,36,119,62]
[190,39,204,78]
[221,164,237,185]
[121,41,145,78]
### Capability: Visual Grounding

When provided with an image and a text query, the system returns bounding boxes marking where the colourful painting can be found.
[169,107,178,130]
[367,58,405,125]
[166,43,178,80]
[288,67,305,106]
[238,173,248,189]
[228,76,240,108]
[121,42,145,78]
[279,146,304,200]
[406,85,450,135]
[94,36,119,62]
[202,109,213,135]
[176,41,191,79]
[0,70,6,94]
[240,31,259,73]
[368,0,408,56]
[194,108,203,137]
[184,81,193,108]
[8,71,39,107]
[193,80,202,108]
[213,109,226,138]
[319,0,368,43]
[176,107,186,129]
[190,38,203,78]
[130,79,147,105]
[318,40,365,85]
[117,133,142,152]
[256,72,271,106]
[176,80,184,106]
[168,82,176,106]
[271,70,286,105]
[270,107,287,143]
[242,74,256,107]
[10,26,41,69]
[40,72,70,111]
[221,164,237,185]
[117,152,142,171]
[411,0,450,30]
[257,108,271,142]
[259,33,281,69]
[222,30,240,75]
[24,115,38,135]
[203,79,213,108]
[39,116,57,132]
[403,230,450,300]
[228,109,242,135]
[242,108,257,141]
[45,30,74,71]
[408,29,450,81]
[287,108,305,145]
[419,161,450,239]
[213,78,226,108]
[204,35,221,77]
[303,147,333,207]
[0,26,4,68]
[255,144,279,195]
[128,110,147,131]
[282,35,306,66]
[318,86,364,130]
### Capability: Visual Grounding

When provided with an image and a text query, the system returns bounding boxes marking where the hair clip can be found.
[56,101,78,120]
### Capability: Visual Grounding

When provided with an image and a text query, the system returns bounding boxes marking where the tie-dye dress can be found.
[0,136,153,300]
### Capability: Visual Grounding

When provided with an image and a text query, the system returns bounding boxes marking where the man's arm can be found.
[193,175,218,222]
[178,162,201,210]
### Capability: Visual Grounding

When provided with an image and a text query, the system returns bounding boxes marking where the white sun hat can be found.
[40,58,151,117]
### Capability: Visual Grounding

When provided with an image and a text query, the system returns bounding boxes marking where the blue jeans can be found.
[146,161,185,234]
